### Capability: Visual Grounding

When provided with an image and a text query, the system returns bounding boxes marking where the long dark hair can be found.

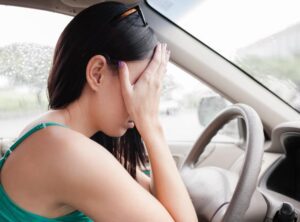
[47,2,157,178]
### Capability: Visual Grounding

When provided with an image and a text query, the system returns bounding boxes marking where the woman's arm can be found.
[51,130,175,222]
[141,121,198,222]
[136,167,153,194]
[119,43,198,222]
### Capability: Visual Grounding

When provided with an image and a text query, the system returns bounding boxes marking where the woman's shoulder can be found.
[23,121,105,160]
[2,120,120,218]
[17,119,116,194]
[19,115,97,151]
[14,118,110,180]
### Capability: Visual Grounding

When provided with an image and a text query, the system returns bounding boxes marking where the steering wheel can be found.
[180,104,264,222]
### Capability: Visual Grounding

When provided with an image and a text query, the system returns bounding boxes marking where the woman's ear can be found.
[86,55,107,91]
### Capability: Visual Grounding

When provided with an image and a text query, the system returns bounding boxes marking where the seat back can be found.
[0,138,15,157]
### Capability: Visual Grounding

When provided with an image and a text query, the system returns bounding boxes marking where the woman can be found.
[0,2,198,222]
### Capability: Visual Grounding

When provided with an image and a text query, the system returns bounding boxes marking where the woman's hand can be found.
[119,43,170,133]
[119,44,198,222]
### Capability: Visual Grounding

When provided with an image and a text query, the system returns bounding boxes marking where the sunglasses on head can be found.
[110,5,148,27]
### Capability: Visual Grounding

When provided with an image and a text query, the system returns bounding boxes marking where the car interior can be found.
[0,0,300,221]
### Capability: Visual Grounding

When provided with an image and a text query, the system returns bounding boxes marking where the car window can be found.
[0,5,72,139]
[0,5,238,144]
[160,62,239,143]
[147,0,300,112]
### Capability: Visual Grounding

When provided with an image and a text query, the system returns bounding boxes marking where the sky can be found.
[0,5,72,47]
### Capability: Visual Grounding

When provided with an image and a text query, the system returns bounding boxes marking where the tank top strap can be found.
[0,122,67,169]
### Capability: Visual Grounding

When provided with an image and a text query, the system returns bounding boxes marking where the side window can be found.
[160,62,239,143]
[0,6,71,141]
[0,6,238,146]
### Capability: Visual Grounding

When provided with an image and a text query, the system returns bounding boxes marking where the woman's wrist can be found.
[136,117,164,139]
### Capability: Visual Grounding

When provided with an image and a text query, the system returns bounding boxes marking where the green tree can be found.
[235,54,300,86]
[0,43,54,105]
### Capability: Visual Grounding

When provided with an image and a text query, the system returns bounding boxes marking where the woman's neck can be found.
[48,100,98,138]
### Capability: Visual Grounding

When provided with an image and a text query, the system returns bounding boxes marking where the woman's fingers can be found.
[157,44,170,81]
[141,43,162,79]
[155,44,170,81]
[119,43,170,94]
[117,43,171,125]
[118,61,132,100]
[139,43,169,83]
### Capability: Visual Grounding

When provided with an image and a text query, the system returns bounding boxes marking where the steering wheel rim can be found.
[180,104,264,222]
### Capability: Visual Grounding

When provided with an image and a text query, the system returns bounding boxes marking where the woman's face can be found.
[92,58,150,137]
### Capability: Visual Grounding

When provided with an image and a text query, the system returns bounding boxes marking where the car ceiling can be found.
[0,0,134,15]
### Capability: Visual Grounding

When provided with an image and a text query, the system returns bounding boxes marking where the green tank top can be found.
[0,122,93,222]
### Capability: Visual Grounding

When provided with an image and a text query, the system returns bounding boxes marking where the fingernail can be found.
[118,61,124,68]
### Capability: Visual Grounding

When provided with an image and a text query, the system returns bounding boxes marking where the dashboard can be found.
[259,122,300,222]
[195,121,300,221]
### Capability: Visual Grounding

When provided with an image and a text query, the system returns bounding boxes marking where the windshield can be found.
[147,0,300,112]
